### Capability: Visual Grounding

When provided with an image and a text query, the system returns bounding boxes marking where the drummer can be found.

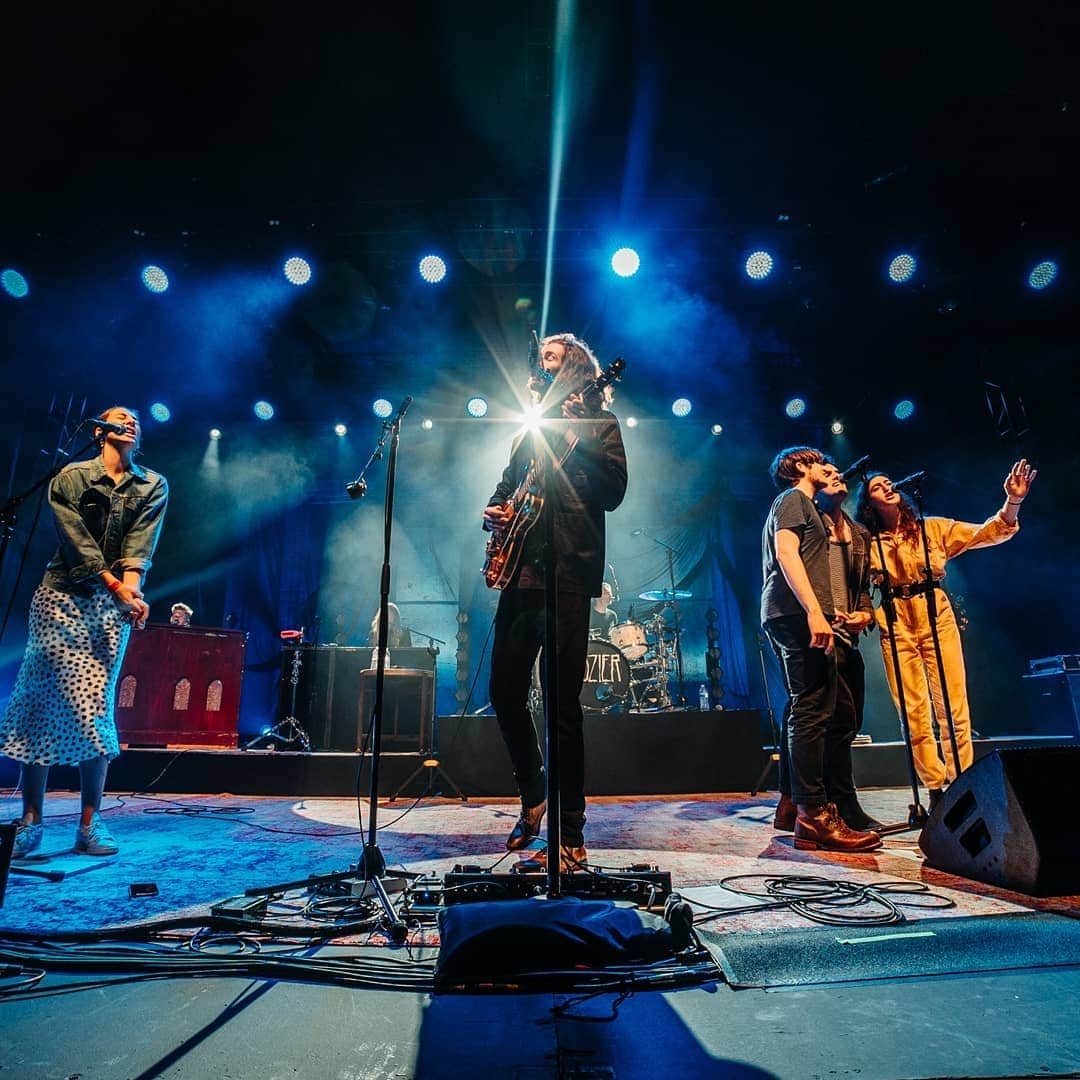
[589,582,618,639]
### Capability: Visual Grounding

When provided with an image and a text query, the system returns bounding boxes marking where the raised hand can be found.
[1004,459,1038,502]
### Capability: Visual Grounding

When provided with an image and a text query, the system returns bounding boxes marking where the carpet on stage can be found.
[3,789,1079,947]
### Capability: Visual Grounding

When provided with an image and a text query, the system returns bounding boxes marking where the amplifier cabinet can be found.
[116,625,245,747]
[1022,671,1080,740]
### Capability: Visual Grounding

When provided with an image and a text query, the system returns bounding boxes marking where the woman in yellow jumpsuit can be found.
[854,460,1036,802]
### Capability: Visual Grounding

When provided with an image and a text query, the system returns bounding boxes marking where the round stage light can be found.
[209,428,222,440]
[888,253,917,284]
[711,424,723,436]
[610,247,641,278]
[625,416,638,429]
[894,399,915,421]
[149,402,172,423]
[418,255,447,284]
[745,250,774,280]
[1,268,29,298]
[784,397,807,419]
[421,418,434,430]
[283,256,312,286]
[671,398,692,418]
[253,400,275,421]
[1027,260,1058,290]
[141,265,169,293]
[334,423,347,437]
[465,396,489,419]
[372,399,393,419]
[830,419,844,435]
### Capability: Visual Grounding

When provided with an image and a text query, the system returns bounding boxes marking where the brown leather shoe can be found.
[521,844,589,872]
[773,794,797,831]
[506,800,547,851]
[794,802,882,852]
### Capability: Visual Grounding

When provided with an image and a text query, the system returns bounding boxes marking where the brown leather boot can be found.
[518,845,589,873]
[506,800,547,851]
[773,794,797,831]
[794,802,882,852]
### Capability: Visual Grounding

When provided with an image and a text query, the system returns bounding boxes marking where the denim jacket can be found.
[44,457,169,595]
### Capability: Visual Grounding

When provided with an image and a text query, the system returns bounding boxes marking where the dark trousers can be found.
[765,614,837,805]
[489,588,590,846]
[777,637,865,805]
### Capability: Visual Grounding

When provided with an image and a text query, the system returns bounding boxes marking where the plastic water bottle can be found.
[698,684,709,711]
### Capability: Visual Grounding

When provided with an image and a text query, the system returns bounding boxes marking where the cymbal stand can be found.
[643,537,686,706]
[242,636,311,750]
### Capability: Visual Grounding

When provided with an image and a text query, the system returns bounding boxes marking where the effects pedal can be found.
[441,863,672,908]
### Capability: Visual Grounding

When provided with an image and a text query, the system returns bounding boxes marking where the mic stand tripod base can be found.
[876,802,929,837]
[358,843,408,943]
[241,717,311,752]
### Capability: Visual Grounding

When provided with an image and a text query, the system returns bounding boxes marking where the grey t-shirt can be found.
[761,487,834,624]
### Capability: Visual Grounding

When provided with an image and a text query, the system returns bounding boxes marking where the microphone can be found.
[83,417,127,435]
[392,396,413,423]
[840,454,871,481]
[891,470,927,492]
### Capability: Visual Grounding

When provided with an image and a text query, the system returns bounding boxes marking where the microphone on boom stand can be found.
[840,454,872,481]
[891,470,927,492]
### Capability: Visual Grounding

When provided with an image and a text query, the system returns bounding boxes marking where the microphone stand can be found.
[906,476,964,781]
[862,466,928,834]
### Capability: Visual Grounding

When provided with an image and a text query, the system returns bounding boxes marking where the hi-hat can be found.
[638,589,692,601]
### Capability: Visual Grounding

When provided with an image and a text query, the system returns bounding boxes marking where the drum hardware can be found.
[243,629,312,750]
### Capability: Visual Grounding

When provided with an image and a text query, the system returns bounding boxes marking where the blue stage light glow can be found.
[418,255,447,284]
[149,403,172,423]
[711,424,723,436]
[334,423,347,437]
[894,399,915,421]
[209,428,222,440]
[671,398,692,418]
[465,396,488,418]
[141,265,169,293]
[372,399,393,419]
[784,397,807,419]
[830,419,844,435]
[610,247,641,278]
[745,250,774,280]
[253,401,275,421]
[888,253,917,283]
[625,416,638,429]
[1027,260,1058,290]
[283,256,312,285]
[1,269,29,298]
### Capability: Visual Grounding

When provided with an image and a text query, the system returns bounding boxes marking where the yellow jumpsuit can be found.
[869,513,1018,790]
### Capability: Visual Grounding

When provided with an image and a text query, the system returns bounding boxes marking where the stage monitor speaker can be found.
[1021,671,1080,738]
[919,746,1080,896]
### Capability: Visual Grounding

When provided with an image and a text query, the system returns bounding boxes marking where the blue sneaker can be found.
[74,814,118,856]
[11,820,43,859]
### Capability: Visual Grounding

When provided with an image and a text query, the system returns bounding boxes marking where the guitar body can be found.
[482,356,626,591]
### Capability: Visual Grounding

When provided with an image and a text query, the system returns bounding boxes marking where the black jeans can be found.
[778,638,866,805]
[489,588,591,846]
[765,614,837,806]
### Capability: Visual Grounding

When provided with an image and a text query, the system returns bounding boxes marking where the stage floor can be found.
[3,788,1080,1078]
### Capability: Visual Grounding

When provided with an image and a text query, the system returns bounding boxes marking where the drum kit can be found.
[581,588,691,712]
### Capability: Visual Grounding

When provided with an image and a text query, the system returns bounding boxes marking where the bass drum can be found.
[609,620,648,660]
[580,640,631,711]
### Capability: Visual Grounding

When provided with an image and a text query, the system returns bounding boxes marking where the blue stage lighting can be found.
[888,253,917,283]
[625,416,638,429]
[253,401,275,421]
[1,269,29,298]
[149,403,172,423]
[610,247,641,278]
[418,255,447,284]
[209,428,222,441]
[894,399,915,421]
[745,251,774,280]
[711,424,723,436]
[421,418,434,430]
[141,265,169,293]
[1027,260,1058,290]
[372,399,393,419]
[784,397,807,419]
[671,398,692,418]
[283,256,312,286]
[466,396,488,418]
[830,419,844,435]
[334,423,347,437]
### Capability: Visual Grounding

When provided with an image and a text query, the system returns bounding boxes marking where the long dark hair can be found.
[854,470,919,542]
[537,333,613,408]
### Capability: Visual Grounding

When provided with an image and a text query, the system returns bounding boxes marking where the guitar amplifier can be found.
[278,645,437,751]
[1021,671,1080,739]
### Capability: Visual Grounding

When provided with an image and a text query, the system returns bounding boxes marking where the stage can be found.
[3,785,1080,1078]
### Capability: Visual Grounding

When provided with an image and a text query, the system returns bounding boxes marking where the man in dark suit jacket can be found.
[482,333,627,870]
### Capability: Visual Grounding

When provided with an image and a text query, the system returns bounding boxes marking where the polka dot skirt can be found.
[0,583,131,766]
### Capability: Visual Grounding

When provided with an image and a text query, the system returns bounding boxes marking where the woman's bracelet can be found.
[106,578,124,594]
[1005,498,1024,507]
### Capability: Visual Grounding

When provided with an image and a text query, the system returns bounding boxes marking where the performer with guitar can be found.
[482,333,627,870]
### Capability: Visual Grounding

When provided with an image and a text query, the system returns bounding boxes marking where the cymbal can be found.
[638,589,692,601]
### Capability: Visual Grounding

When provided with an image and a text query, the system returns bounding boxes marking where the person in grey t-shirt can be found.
[761,447,881,853]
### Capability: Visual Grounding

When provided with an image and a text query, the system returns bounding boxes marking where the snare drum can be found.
[609,620,648,660]
[580,640,631,710]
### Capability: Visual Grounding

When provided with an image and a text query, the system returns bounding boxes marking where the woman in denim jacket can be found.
[2,406,168,858]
